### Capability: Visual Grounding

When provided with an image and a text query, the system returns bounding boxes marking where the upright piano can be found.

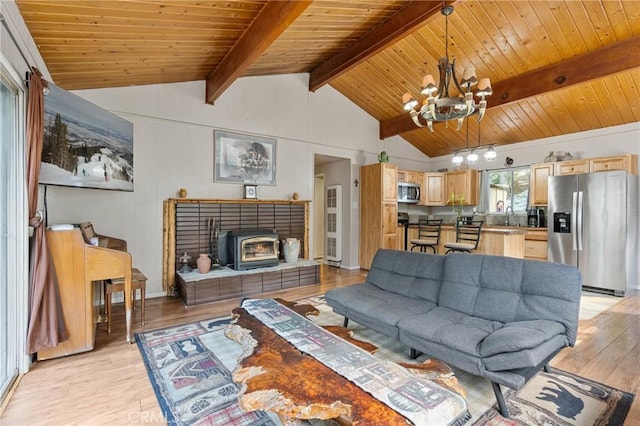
[37,227,133,360]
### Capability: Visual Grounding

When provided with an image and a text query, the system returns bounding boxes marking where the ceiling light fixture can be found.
[451,119,496,165]
[402,4,492,132]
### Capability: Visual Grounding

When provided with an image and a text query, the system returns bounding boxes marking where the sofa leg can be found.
[491,382,509,418]
[343,317,349,327]
[410,348,422,359]
[543,364,551,373]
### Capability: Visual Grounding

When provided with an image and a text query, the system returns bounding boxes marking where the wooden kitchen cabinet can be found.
[555,159,589,175]
[524,229,548,261]
[382,163,398,202]
[398,169,419,184]
[419,172,445,206]
[360,162,398,269]
[445,170,479,205]
[529,163,554,206]
[589,154,638,175]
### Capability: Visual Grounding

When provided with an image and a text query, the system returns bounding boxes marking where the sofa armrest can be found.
[479,320,566,357]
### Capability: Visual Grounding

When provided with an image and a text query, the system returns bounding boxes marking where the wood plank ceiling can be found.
[15,0,640,158]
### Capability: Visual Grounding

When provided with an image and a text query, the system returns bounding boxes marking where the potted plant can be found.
[447,193,466,225]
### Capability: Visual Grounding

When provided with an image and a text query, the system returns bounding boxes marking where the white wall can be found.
[43,75,421,294]
[428,122,640,172]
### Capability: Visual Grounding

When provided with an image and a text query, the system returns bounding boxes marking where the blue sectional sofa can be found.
[325,249,582,417]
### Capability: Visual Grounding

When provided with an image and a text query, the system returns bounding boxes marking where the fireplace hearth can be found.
[229,230,279,270]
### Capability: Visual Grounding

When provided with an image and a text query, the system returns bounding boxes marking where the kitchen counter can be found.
[401,223,530,258]
[443,224,527,234]
[407,223,546,233]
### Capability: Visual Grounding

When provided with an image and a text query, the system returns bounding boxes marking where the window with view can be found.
[485,167,530,213]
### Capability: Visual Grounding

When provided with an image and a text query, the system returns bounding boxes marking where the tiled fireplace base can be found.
[175,260,320,305]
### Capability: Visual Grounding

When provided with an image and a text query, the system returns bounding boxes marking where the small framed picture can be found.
[244,184,257,199]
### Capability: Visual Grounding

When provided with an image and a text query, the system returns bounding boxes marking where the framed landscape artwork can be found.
[39,82,134,191]
[214,130,276,185]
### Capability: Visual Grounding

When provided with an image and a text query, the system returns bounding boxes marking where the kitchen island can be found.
[400,224,529,259]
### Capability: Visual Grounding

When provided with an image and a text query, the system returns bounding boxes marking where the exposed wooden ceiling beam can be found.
[380,35,640,139]
[206,1,311,105]
[308,1,450,92]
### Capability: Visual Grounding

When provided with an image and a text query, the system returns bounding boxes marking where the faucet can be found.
[505,206,514,226]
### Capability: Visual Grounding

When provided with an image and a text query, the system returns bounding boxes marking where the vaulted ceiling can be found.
[15,0,640,158]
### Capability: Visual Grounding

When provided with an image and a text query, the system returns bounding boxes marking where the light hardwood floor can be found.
[1,265,638,425]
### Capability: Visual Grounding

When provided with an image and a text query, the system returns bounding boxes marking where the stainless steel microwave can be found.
[398,182,420,203]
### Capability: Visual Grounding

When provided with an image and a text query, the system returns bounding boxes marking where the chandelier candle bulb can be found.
[461,67,477,86]
[421,75,438,94]
[477,78,492,95]
[402,92,417,110]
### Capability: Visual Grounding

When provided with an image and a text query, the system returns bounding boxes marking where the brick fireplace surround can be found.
[163,198,315,305]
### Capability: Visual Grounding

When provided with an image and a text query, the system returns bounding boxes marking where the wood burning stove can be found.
[229,230,279,270]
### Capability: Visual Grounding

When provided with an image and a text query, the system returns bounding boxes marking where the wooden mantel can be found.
[162,198,310,292]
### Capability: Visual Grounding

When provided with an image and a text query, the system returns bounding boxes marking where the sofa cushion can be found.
[482,334,568,372]
[367,249,445,304]
[479,320,566,357]
[438,253,582,345]
[325,283,436,331]
[398,307,503,358]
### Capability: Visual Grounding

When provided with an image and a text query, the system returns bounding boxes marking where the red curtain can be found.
[25,68,67,354]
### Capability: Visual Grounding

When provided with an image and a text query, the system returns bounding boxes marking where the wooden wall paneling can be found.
[262,271,283,292]
[299,265,318,286]
[220,203,241,230]
[175,203,205,260]
[240,203,259,228]
[291,204,306,257]
[281,269,300,289]
[219,276,243,300]
[275,204,291,237]
[164,199,310,290]
[194,278,220,305]
[258,204,276,229]
[162,200,176,291]
[241,274,263,297]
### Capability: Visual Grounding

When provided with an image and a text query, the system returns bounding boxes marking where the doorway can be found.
[313,154,351,267]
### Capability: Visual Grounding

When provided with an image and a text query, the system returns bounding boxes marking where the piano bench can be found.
[105,268,147,333]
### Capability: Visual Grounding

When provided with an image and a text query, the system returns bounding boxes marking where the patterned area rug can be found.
[135,296,634,425]
[135,317,277,426]
[472,368,634,426]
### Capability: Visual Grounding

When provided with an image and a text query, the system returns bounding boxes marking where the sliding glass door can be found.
[0,59,27,405]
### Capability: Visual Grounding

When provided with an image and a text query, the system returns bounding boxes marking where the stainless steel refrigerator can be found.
[547,170,638,296]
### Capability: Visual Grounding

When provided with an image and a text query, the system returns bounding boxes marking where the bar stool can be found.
[410,218,442,254]
[444,221,484,254]
[105,268,147,333]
